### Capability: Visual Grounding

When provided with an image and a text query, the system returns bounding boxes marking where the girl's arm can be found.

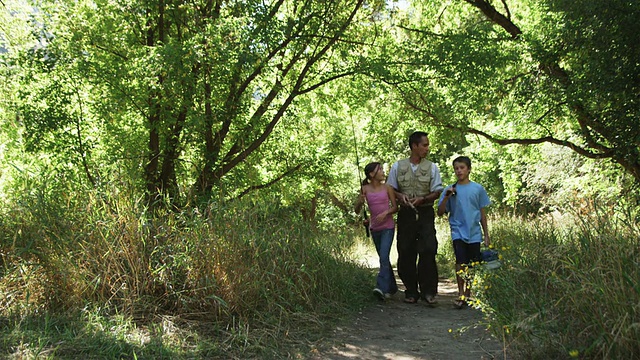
[480,207,490,246]
[372,185,398,223]
[386,184,398,214]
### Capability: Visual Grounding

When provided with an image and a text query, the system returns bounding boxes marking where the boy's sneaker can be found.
[372,288,385,301]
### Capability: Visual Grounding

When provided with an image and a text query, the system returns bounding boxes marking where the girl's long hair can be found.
[362,162,381,186]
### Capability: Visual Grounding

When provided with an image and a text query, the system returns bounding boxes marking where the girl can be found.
[355,162,399,300]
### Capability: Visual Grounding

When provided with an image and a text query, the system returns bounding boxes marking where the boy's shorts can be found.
[452,239,481,265]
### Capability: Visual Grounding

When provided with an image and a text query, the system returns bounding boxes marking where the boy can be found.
[437,156,491,309]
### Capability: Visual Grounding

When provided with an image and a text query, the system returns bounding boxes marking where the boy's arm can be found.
[437,190,450,216]
[480,207,490,246]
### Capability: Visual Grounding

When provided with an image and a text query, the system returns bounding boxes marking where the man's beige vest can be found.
[397,158,433,198]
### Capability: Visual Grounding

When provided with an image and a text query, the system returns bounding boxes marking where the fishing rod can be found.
[350,115,370,238]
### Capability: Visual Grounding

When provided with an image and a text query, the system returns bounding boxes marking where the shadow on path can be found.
[309,272,508,360]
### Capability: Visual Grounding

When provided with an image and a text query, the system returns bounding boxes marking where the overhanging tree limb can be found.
[464,0,610,154]
[232,163,304,200]
[464,0,522,38]
[460,0,640,181]
[212,0,366,185]
[401,91,614,160]
[464,129,614,159]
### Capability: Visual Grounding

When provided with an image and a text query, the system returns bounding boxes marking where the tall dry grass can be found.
[474,206,640,359]
[0,185,371,357]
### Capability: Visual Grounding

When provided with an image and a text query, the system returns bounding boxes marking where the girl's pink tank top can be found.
[366,190,395,231]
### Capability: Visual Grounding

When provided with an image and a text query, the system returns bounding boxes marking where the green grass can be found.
[3,183,639,359]
[472,208,640,359]
[0,188,373,359]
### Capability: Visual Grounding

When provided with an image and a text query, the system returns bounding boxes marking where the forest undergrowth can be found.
[0,186,373,359]
[1,185,639,359]
[470,204,640,359]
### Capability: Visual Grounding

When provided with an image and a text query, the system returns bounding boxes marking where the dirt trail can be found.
[309,276,507,360]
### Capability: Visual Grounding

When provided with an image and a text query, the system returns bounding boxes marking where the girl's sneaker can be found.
[372,288,385,301]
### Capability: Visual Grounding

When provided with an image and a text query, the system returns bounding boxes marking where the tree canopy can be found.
[384,0,640,182]
[1,0,638,212]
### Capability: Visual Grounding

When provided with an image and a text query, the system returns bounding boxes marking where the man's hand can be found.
[420,191,442,204]
[397,193,410,206]
[409,197,422,207]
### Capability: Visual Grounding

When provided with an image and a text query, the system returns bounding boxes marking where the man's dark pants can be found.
[396,206,439,300]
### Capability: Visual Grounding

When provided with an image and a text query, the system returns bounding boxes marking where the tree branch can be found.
[400,90,615,160]
[215,0,366,181]
[534,102,566,125]
[73,82,97,187]
[298,69,358,95]
[232,163,304,200]
[500,0,512,20]
[325,191,350,214]
[207,3,316,174]
[465,0,610,154]
[464,0,522,38]
[465,128,613,159]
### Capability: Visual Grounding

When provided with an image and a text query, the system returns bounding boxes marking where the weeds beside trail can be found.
[1,186,639,359]
[473,206,640,359]
[0,189,372,358]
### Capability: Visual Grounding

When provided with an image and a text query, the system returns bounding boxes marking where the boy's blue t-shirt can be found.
[437,181,490,243]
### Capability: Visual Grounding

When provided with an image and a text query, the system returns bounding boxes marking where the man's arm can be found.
[394,189,410,206]
[430,163,444,193]
[385,161,399,190]
[423,191,441,203]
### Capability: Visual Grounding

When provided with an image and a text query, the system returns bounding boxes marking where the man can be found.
[387,131,443,304]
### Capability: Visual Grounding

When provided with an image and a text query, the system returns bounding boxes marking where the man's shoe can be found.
[403,296,418,304]
[423,295,438,306]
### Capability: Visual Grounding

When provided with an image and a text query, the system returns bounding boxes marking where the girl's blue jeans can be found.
[371,228,398,295]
